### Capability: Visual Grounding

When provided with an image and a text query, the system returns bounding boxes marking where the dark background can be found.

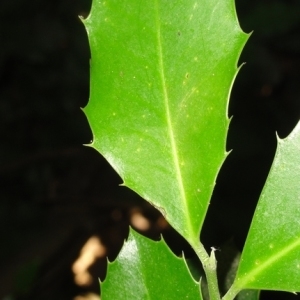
[0,0,299,299]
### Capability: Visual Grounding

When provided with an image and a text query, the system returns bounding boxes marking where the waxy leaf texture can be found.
[101,229,201,300]
[83,0,247,244]
[234,121,300,292]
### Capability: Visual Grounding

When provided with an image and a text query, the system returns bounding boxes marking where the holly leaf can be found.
[101,228,202,300]
[232,121,300,292]
[82,0,247,245]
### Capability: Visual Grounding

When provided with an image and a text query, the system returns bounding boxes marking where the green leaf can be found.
[233,120,300,292]
[83,0,247,244]
[101,228,202,300]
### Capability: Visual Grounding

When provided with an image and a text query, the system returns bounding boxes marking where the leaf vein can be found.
[237,237,300,289]
[154,1,193,238]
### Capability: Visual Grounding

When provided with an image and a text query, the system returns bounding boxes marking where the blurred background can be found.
[0,0,299,299]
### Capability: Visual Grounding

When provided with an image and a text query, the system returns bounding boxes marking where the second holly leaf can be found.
[232,121,300,293]
[101,229,202,299]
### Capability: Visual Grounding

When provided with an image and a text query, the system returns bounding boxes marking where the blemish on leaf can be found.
[177,31,181,36]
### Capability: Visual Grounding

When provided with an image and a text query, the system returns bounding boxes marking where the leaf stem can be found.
[192,241,221,300]
[222,282,241,300]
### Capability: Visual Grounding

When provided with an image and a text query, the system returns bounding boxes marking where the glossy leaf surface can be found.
[101,228,201,299]
[83,0,247,243]
[234,121,300,292]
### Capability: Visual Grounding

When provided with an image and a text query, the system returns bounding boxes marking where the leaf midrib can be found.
[154,0,193,239]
